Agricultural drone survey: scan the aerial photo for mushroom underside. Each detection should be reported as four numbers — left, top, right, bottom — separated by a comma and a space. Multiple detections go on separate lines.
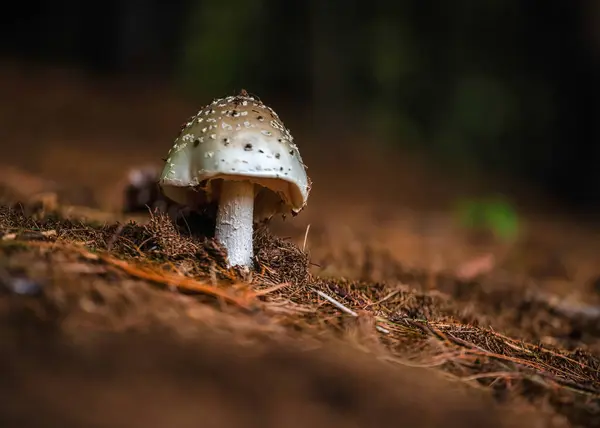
161, 175, 304, 221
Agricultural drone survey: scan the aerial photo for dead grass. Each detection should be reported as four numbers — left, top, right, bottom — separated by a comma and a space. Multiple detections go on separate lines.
0, 200, 598, 427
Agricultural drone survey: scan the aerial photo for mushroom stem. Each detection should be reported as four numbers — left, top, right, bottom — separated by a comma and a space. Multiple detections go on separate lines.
215, 180, 255, 268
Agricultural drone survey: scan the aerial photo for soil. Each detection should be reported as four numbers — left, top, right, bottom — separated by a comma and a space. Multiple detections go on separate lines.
1, 61, 599, 428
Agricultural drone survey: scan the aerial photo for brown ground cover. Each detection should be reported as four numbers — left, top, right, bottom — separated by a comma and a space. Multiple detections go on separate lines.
1, 61, 599, 427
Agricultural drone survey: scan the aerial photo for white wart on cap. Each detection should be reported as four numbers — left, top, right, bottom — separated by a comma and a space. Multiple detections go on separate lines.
158, 91, 311, 268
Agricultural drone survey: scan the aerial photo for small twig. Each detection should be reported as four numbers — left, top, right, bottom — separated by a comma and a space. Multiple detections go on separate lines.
381, 351, 468, 369
302, 224, 311, 252
460, 371, 532, 382
364, 288, 403, 308
254, 282, 291, 296
178, 210, 194, 237
312, 288, 390, 334
314, 289, 358, 316
106, 223, 125, 252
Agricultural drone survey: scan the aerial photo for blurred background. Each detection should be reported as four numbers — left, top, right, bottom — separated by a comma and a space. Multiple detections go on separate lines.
2, 0, 600, 208
2, 0, 600, 210
1, 0, 600, 278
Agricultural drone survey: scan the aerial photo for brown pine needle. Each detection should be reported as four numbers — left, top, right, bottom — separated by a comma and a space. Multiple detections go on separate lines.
254, 282, 292, 296
24, 240, 256, 309
98, 253, 255, 308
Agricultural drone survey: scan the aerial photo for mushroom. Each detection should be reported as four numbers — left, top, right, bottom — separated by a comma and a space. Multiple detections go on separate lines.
158, 90, 311, 269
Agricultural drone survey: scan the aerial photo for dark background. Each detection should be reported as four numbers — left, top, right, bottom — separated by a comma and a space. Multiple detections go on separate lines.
2, 0, 599, 211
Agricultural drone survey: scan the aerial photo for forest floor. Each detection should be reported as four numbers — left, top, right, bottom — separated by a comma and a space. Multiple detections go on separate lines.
1, 61, 599, 428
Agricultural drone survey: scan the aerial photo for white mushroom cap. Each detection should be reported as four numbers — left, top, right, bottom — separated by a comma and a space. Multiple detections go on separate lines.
159, 91, 310, 220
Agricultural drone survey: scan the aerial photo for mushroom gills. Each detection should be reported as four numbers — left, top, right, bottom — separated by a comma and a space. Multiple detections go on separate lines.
214, 180, 256, 267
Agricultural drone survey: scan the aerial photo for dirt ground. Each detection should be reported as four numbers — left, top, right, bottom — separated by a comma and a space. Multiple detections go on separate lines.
1, 61, 600, 427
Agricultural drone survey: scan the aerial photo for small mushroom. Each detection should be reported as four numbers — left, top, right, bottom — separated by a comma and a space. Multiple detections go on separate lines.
158, 90, 311, 268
